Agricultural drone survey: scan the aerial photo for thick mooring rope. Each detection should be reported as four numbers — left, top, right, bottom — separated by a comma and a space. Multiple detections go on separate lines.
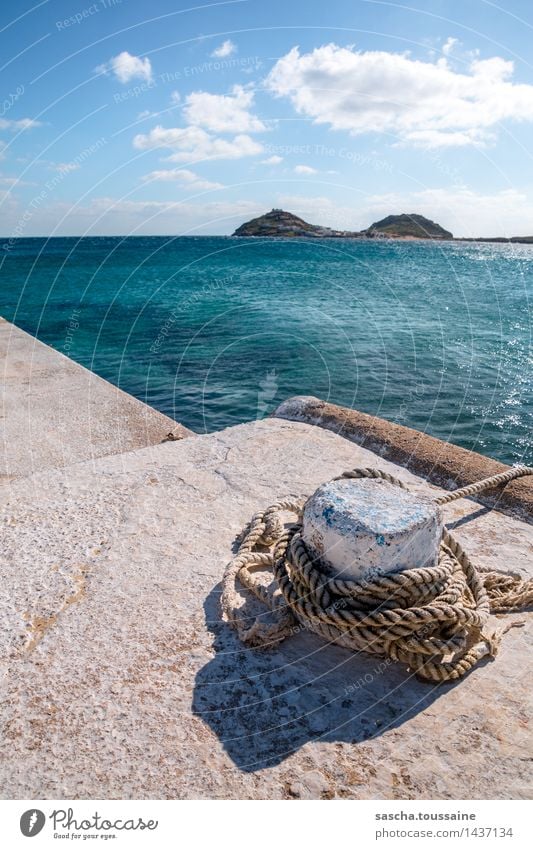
221, 465, 533, 682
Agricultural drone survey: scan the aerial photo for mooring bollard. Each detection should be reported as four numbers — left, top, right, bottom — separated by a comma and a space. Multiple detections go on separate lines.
302, 477, 443, 582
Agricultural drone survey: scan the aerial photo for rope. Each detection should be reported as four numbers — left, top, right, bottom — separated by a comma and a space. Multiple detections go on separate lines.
221, 466, 533, 683
434, 464, 533, 505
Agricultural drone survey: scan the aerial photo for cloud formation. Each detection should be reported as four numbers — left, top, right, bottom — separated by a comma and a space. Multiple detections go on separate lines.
442, 37, 459, 57
55, 162, 80, 173
97, 51, 153, 84
0, 118, 42, 130
294, 164, 317, 174
142, 167, 224, 190
266, 43, 533, 147
133, 125, 262, 161
183, 85, 266, 133
211, 39, 236, 59
133, 82, 266, 165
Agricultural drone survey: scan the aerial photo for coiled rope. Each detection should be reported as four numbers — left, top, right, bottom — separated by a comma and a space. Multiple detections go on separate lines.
221, 465, 533, 682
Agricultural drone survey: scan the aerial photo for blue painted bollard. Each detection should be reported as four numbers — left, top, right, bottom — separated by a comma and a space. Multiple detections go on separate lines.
302, 477, 443, 582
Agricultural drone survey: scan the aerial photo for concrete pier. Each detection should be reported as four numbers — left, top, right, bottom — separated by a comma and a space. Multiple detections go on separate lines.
0, 323, 531, 800
0, 318, 191, 482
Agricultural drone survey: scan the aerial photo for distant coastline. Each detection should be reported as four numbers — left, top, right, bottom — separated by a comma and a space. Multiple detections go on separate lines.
455, 236, 533, 244
232, 209, 533, 244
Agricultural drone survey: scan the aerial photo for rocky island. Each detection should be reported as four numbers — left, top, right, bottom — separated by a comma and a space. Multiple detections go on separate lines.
232, 208, 360, 238
364, 213, 452, 240
233, 209, 451, 239
233, 209, 533, 243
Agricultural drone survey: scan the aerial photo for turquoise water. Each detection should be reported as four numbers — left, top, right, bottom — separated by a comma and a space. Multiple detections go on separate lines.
1, 235, 531, 464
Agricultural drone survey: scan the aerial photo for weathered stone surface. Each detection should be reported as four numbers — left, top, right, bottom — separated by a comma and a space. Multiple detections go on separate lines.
0, 417, 531, 799
302, 478, 442, 580
0, 318, 192, 483
274, 396, 533, 522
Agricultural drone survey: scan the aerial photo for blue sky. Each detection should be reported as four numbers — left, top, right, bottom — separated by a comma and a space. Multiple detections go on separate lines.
2, 0, 533, 236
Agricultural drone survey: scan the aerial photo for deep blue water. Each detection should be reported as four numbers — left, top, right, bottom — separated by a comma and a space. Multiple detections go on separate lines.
1, 235, 531, 464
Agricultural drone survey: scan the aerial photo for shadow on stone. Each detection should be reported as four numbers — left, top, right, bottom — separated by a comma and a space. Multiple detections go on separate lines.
193, 583, 461, 773
446, 505, 492, 530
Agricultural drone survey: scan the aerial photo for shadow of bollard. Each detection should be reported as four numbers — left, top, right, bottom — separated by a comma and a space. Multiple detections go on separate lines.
192, 583, 456, 773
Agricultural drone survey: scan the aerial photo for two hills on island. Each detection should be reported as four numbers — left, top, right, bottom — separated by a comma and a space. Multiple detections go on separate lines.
233, 208, 533, 243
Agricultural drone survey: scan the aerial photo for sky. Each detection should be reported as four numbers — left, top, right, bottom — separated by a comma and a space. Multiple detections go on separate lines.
2, 0, 533, 237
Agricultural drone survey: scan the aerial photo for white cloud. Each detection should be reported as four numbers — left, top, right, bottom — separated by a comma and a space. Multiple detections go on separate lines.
266, 43, 533, 147
211, 39, 236, 59
55, 162, 80, 173
261, 155, 283, 165
96, 51, 153, 84
0, 118, 42, 130
442, 37, 459, 57
0, 120, 41, 165
183, 85, 266, 133
171, 91, 181, 104
133, 124, 263, 161
0, 174, 34, 188
294, 164, 318, 174
400, 129, 491, 148
0, 189, 14, 204
142, 167, 224, 190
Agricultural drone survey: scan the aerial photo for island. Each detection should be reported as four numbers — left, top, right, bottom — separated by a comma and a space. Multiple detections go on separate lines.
232, 208, 360, 238
233, 209, 451, 239
233, 209, 533, 243
364, 213, 452, 240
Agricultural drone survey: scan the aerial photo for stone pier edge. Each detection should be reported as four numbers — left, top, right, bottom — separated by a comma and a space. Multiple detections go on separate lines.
273, 396, 533, 522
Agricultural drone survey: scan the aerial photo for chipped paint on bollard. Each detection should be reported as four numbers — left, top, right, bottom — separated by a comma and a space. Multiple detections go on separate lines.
302, 478, 443, 582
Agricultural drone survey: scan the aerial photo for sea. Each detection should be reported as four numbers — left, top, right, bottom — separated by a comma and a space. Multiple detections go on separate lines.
1, 235, 531, 465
